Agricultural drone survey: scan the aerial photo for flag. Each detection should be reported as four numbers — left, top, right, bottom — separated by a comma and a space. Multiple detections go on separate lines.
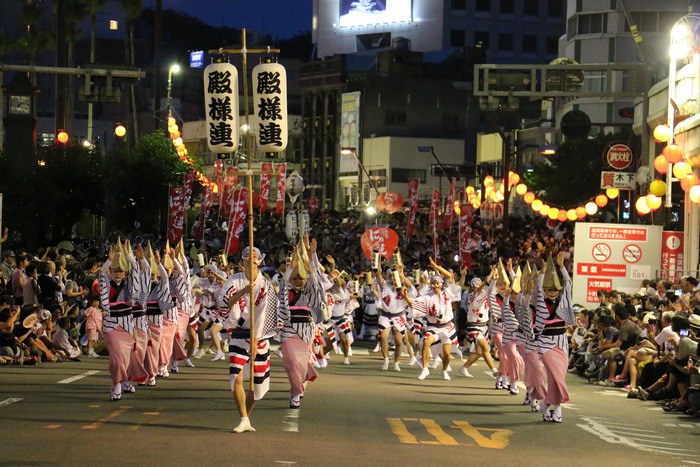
406, 179, 419, 240
429, 189, 439, 225
260, 162, 273, 211
194, 185, 214, 242
167, 186, 186, 244
441, 177, 456, 231
225, 188, 248, 255
459, 203, 474, 271
275, 163, 287, 214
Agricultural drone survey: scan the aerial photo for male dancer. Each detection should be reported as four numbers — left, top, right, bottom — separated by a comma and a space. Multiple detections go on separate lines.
459, 276, 498, 378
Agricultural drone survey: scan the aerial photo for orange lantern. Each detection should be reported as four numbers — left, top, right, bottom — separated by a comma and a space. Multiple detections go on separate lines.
547, 206, 559, 219
167, 116, 176, 127
654, 155, 668, 174
515, 183, 527, 195
484, 175, 494, 187
508, 171, 520, 186
662, 143, 684, 164
673, 162, 691, 179
636, 196, 651, 215
168, 124, 179, 134
170, 131, 181, 140
466, 186, 475, 196
498, 181, 506, 194
566, 209, 577, 221
114, 124, 126, 138
557, 209, 568, 222
681, 174, 699, 192
649, 180, 667, 197
605, 188, 619, 199
523, 192, 535, 204
539, 204, 550, 216
689, 185, 700, 203
595, 194, 608, 208
495, 191, 505, 202
646, 194, 662, 211
575, 206, 587, 219
531, 199, 543, 211
653, 124, 672, 143
585, 202, 598, 216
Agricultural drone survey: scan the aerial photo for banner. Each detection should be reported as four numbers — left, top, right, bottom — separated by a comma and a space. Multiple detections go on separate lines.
167, 186, 187, 244
225, 188, 248, 255
260, 162, 273, 211
275, 163, 287, 214
406, 179, 419, 240
459, 203, 474, 271
215, 160, 223, 205
194, 185, 214, 242
339, 91, 361, 174
308, 196, 318, 212
661, 231, 684, 281
183, 171, 196, 203
429, 189, 439, 225
219, 168, 237, 219
432, 204, 440, 263
442, 177, 456, 231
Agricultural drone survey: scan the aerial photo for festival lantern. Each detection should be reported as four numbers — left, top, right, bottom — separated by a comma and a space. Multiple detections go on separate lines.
575, 206, 586, 219
595, 194, 608, 208
253, 61, 288, 152
690, 185, 700, 204
498, 181, 505, 194
585, 201, 598, 216
531, 199, 543, 211
636, 196, 651, 215
547, 206, 559, 219
168, 123, 179, 134
515, 183, 527, 195
114, 125, 126, 138
494, 191, 505, 202
539, 204, 550, 216
653, 124, 673, 143
557, 209, 568, 222
654, 155, 668, 174
167, 116, 176, 127
649, 180, 667, 197
605, 188, 619, 199
662, 143, 684, 164
646, 194, 662, 211
204, 61, 239, 153
673, 161, 692, 179
508, 171, 520, 186
566, 209, 577, 221
681, 174, 699, 192
484, 175, 494, 187
523, 192, 535, 204
466, 186, 475, 196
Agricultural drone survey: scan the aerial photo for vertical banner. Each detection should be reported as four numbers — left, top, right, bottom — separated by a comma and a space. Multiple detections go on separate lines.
406, 179, 419, 240
219, 168, 237, 219
339, 91, 361, 174
661, 231, 684, 281
204, 62, 239, 154
459, 203, 474, 271
215, 160, 223, 205
432, 206, 440, 263
429, 189, 439, 225
194, 186, 213, 242
183, 171, 196, 204
442, 177, 456, 231
308, 197, 318, 212
252, 62, 288, 152
275, 163, 287, 214
259, 162, 272, 211
167, 186, 186, 244
225, 188, 248, 255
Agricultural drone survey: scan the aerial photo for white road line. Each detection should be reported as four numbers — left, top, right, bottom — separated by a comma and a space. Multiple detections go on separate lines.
647, 407, 663, 411
0, 398, 23, 408
593, 390, 627, 398
561, 403, 582, 411
682, 460, 700, 465
599, 424, 655, 432
611, 431, 665, 439
282, 409, 300, 433
57, 370, 100, 384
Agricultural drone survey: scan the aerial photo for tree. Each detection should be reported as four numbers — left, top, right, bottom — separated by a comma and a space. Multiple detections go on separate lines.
16, 2, 54, 84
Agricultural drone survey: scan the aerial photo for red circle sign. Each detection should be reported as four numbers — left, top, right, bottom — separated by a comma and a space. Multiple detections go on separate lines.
622, 244, 642, 263
606, 144, 633, 170
592, 243, 611, 262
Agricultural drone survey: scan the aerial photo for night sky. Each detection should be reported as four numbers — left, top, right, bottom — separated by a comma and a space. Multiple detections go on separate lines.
144, 0, 313, 39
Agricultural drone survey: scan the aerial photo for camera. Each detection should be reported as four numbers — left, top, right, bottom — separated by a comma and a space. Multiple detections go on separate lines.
679, 329, 689, 337
674, 289, 682, 296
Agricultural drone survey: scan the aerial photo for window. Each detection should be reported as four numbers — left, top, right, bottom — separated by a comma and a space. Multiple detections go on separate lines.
499, 33, 514, 51
500, 0, 514, 14
369, 169, 387, 188
577, 13, 607, 35
451, 0, 466, 9
385, 110, 407, 125
547, 0, 563, 18
546, 36, 559, 55
450, 29, 466, 47
524, 2, 539, 16
442, 111, 462, 130
392, 168, 426, 184
522, 35, 538, 53
475, 0, 490, 12
474, 31, 490, 48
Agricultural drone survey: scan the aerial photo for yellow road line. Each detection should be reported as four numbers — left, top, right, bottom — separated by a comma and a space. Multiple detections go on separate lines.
451, 420, 513, 449
386, 418, 418, 444
418, 418, 460, 446
82, 406, 132, 430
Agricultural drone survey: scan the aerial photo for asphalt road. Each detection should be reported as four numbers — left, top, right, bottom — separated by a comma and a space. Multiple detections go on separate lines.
1, 342, 698, 466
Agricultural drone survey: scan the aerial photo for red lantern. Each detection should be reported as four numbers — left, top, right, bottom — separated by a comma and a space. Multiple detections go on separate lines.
654, 154, 668, 174
557, 209, 568, 222
681, 174, 699, 192
575, 206, 586, 219
376, 191, 404, 214
360, 227, 399, 260
662, 143, 684, 164
523, 192, 535, 204
595, 194, 608, 208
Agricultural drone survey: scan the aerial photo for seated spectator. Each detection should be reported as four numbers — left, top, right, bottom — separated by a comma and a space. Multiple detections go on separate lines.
52, 317, 81, 360
596, 304, 643, 386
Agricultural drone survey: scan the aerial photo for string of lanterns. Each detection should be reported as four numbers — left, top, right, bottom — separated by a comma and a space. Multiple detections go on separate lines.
167, 116, 214, 187
649, 123, 700, 211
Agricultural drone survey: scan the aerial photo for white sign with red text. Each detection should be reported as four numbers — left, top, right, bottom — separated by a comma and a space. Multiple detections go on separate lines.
573, 223, 662, 305
661, 231, 684, 281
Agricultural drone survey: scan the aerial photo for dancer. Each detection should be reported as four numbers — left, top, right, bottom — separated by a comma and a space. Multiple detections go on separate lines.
459, 275, 497, 378
193, 265, 225, 358
359, 272, 379, 340
501, 262, 525, 395
143, 247, 169, 387
170, 241, 194, 373
221, 246, 278, 433
325, 256, 352, 365
277, 236, 324, 408
125, 242, 150, 391
536, 253, 575, 423
405, 258, 461, 381
490, 260, 510, 390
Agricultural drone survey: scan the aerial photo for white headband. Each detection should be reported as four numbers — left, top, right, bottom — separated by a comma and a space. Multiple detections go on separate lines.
241, 246, 264, 265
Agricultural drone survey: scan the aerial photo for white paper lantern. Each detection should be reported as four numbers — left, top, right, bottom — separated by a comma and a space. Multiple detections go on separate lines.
252, 62, 287, 152
203, 62, 239, 154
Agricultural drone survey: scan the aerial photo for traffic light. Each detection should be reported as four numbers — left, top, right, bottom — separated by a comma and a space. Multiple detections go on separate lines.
114, 124, 126, 138
56, 130, 69, 144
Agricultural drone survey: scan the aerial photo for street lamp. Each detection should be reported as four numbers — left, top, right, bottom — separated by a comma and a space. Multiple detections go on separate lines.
166, 63, 181, 120
341, 147, 380, 208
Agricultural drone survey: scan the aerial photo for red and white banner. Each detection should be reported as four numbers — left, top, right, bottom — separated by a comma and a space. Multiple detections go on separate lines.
586, 278, 613, 303
194, 185, 214, 242
458, 202, 473, 271
442, 177, 456, 231
167, 186, 187, 244
308, 197, 318, 212
220, 168, 237, 219
215, 161, 223, 205
275, 163, 287, 215
429, 189, 439, 225
183, 171, 196, 203
661, 231, 684, 281
225, 188, 248, 255
406, 179, 419, 240
259, 162, 272, 212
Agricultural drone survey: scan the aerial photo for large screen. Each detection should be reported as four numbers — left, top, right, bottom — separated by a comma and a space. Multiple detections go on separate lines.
339, 0, 412, 28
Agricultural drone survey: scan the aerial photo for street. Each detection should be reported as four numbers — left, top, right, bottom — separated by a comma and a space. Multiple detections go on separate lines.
0, 342, 698, 466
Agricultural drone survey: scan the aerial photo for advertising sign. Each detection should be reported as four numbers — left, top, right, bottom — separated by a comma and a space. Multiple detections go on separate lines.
189, 51, 204, 69
573, 223, 662, 305
661, 231, 684, 281
340, 91, 361, 174
338, 0, 412, 27
600, 171, 635, 190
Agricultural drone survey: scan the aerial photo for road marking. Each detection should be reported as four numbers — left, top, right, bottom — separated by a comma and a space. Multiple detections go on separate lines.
89, 404, 101, 408
275, 462, 298, 464
143, 412, 160, 416
388, 418, 512, 449
418, 418, 460, 446
45, 424, 62, 429
562, 403, 582, 411
282, 409, 300, 433
647, 407, 663, 411
0, 398, 22, 408
450, 421, 513, 449
387, 418, 418, 444
58, 370, 100, 384
612, 431, 664, 439
82, 405, 132, 430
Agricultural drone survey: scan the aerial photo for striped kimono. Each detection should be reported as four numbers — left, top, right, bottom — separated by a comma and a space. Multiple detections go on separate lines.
144, 263, 170, 380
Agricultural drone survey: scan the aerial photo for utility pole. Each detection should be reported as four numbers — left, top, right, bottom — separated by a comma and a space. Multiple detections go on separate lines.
154, 0, 162, 132
55, 0, 67, 133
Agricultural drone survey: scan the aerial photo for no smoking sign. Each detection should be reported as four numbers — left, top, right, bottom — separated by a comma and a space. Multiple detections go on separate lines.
592, 243, 611, 262
622, 244, 642, 263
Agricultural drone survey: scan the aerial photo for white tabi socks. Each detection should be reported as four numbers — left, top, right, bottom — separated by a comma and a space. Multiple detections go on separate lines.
418, 367, 430, 380
233, 416, 256, 433
381, 358, 389, 371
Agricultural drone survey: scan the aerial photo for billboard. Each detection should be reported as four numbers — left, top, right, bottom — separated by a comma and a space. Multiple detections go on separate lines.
340, 91, 361, 174
573, 223, 662, 305
339, 0, 412, 27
